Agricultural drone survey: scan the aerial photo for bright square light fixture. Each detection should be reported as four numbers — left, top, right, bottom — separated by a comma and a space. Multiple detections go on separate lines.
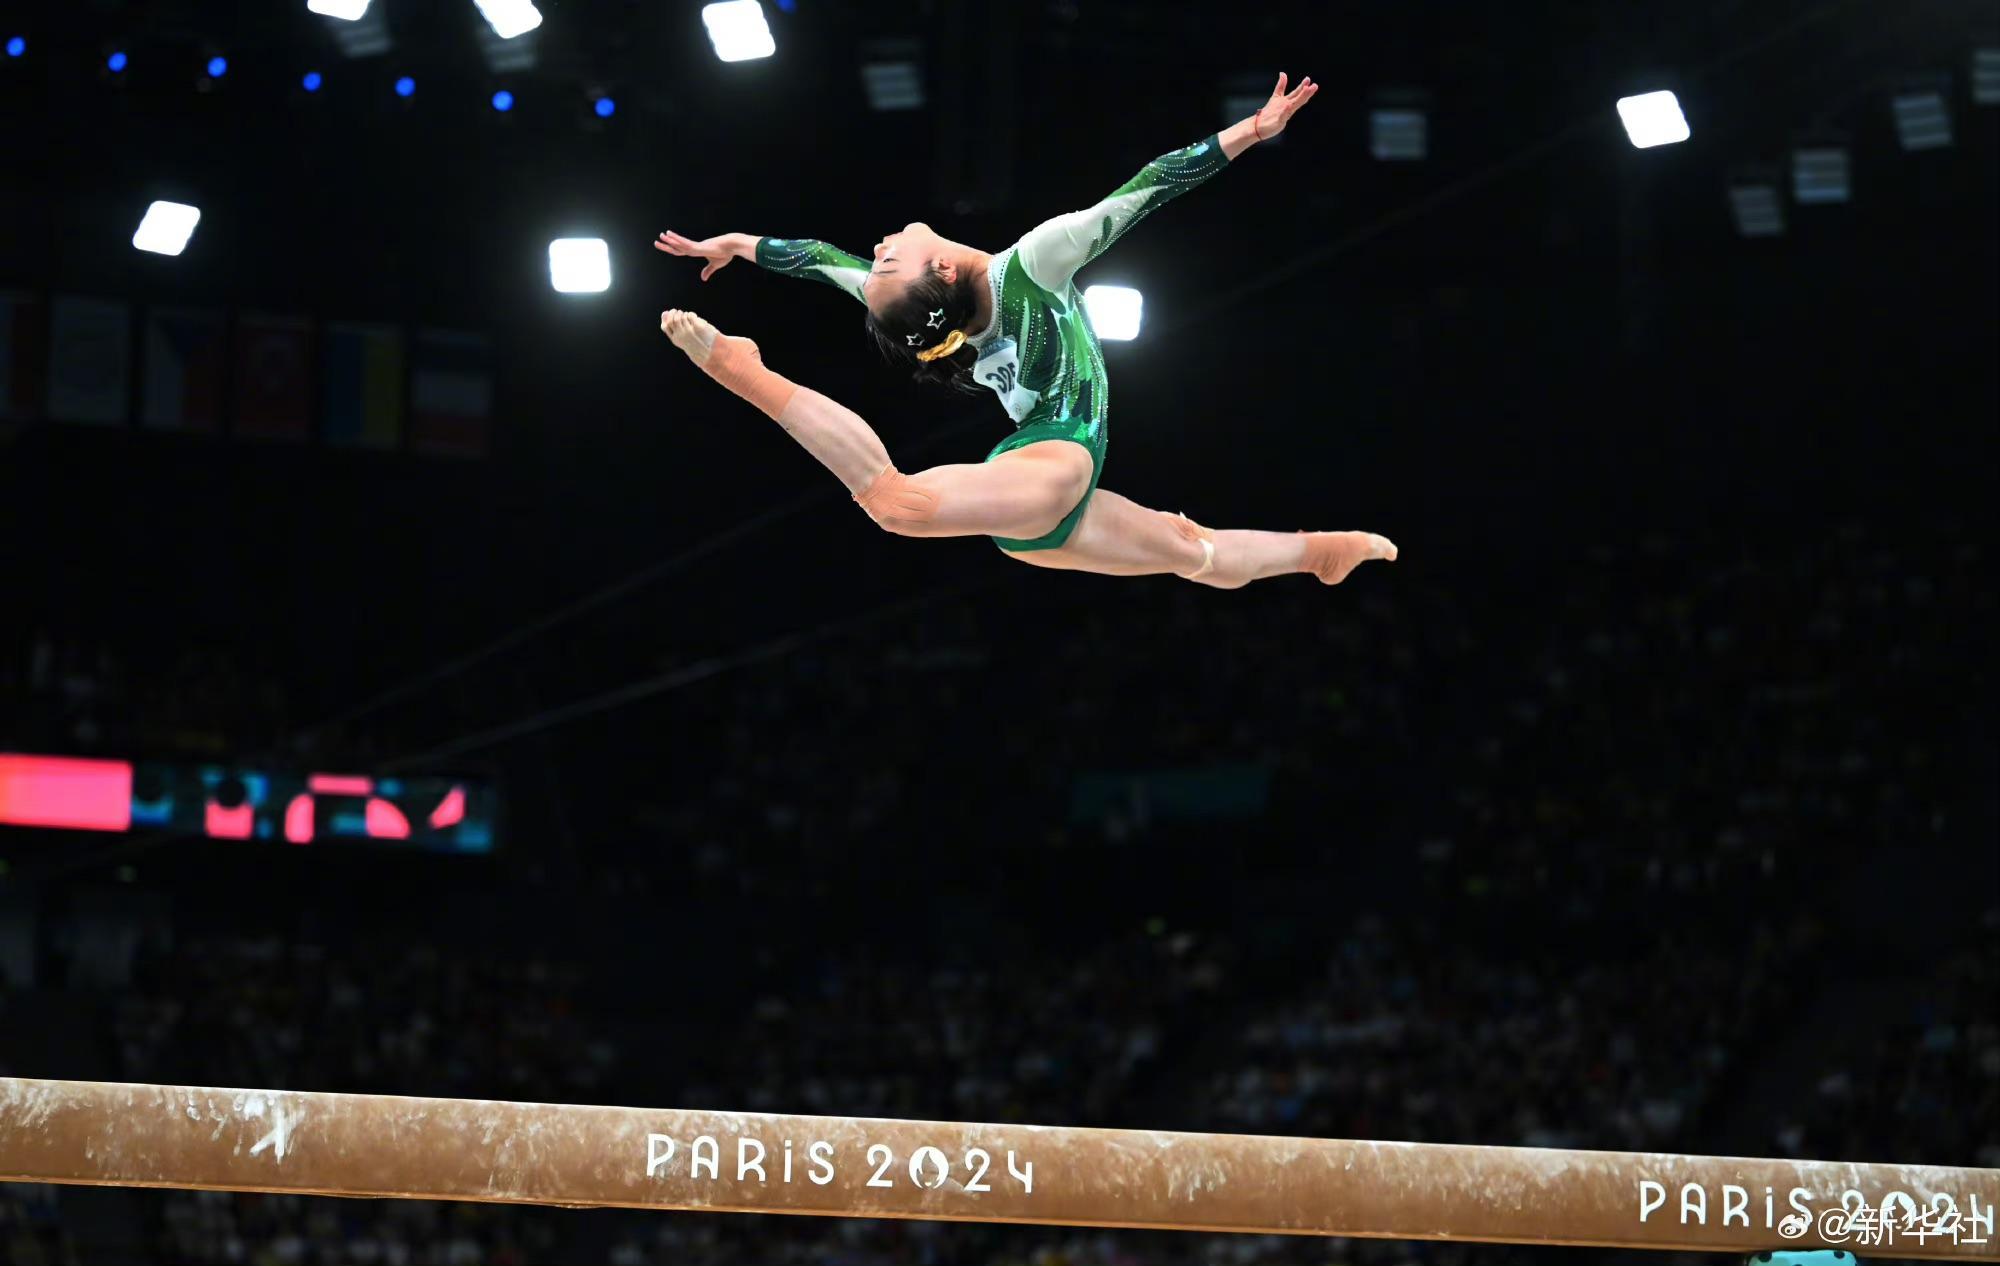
1083, 285, 1143, 341
133, 201, 202, 256
306, 0, 371, 19
548, 238, 611, 293
1616, 91, 1690, 148
473, 0, 542, 40
703, 1, 775, 63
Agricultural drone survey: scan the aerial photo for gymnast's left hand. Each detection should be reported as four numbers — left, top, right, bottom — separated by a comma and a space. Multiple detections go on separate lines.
654, 230, 751, 282
1252, 72, 1318, 139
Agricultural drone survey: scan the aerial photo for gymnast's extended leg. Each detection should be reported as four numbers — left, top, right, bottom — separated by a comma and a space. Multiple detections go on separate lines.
661, 309, 1091, 543
1006, 489, 1396, 589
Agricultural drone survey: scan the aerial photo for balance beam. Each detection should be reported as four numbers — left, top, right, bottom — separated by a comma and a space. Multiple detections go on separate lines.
2, 1078, 1994, 1258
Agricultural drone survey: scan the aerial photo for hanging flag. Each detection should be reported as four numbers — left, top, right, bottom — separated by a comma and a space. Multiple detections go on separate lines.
141, 307, 226, 433
47, 296, 132, 425
233, 312, 313, 442
0, 290, 45, 422
409, 328, 493, 458
323, 321, 404, 450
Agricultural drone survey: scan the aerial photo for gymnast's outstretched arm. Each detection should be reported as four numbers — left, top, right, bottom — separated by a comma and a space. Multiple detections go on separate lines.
654, 231, 869, 303
1013, 71, 1319, 294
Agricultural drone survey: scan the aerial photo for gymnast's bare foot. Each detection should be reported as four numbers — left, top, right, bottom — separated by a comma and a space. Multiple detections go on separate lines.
1298, 531, 1398, 584
659, 308, 719, 366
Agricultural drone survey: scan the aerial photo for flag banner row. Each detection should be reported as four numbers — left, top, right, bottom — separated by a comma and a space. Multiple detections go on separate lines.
0, 292, 493, 457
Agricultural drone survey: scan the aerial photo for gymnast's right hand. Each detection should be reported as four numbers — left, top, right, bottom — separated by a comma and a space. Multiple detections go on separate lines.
659, 309, 720, 366
653, 230, 751, 281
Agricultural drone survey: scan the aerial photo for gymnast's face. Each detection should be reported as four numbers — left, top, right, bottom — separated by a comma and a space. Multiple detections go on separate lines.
863, 221, 951, 313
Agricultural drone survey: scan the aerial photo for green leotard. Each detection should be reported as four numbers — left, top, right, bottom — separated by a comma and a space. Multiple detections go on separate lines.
756, 133, 1230, 551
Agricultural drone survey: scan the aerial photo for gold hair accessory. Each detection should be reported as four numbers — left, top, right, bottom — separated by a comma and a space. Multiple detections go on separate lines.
915, 329, 966, 362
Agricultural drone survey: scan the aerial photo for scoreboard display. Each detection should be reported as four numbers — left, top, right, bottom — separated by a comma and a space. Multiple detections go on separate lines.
0, 753, 496, 854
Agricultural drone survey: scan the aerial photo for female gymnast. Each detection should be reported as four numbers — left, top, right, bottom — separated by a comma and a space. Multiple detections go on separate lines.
654, 72, 1396, 590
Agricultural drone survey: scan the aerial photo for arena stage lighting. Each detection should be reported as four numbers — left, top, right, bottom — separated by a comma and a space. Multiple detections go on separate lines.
1890, 83, 1952, 150
548, 239, 611, 293
703, 1, 775, 63
473, 0, 543, 40
861, 39, 923, 111
5, 37, 24, 59
862, 62, 922, 110
1792, 145, 1850, 204
317, 0, 391, 57
394, 75, 415, 97
1616, 91, 1689, 148
1976, 49, 2000, 105
1370, 108, 1427, 161
1727, 180, 1784, 238
1083, 285, 1143, 341
133, 202, 202, 257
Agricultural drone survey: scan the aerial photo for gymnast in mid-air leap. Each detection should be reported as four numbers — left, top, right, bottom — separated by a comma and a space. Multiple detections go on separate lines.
654, 72, 1395, 589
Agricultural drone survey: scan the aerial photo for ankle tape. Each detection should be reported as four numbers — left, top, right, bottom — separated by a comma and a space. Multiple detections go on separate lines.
703, 335, 799, 420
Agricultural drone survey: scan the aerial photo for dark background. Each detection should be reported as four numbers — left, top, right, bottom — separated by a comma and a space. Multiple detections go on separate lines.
1, 1, 1995, 1264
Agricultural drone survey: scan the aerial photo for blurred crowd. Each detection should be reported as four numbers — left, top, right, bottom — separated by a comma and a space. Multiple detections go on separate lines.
0, 519, 1989, 1265
639, 569, 1471, 856
1416, 525, 1987, 900
1, 1180, 71, 1266
104, 934, 606, 1266
6, 520, 1983, 890
154, 1194, 555, 1266
678, 927, 1235, 1126
1199, 915, 1809, 1151
1, 635, 293, 759
112, 934, 619, 1104
16, 897, 1978, 1266
1780, 922, 2000, 1171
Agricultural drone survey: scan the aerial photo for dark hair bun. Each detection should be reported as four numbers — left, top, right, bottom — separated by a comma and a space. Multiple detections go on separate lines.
865, 264, 985, 394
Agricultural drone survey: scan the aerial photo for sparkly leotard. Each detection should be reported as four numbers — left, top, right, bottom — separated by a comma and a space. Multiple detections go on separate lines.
756, 134, 1230, 550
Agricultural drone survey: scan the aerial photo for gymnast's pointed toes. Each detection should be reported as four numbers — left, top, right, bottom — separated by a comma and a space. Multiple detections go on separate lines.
1299, 530, 1396, 584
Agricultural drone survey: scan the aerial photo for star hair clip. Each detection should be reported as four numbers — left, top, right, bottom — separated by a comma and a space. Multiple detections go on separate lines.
926, 308, 946, 329
906, 333, 924, 346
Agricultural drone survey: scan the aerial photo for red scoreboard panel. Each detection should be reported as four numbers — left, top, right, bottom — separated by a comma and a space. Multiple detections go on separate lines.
0, 753, 496, 853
